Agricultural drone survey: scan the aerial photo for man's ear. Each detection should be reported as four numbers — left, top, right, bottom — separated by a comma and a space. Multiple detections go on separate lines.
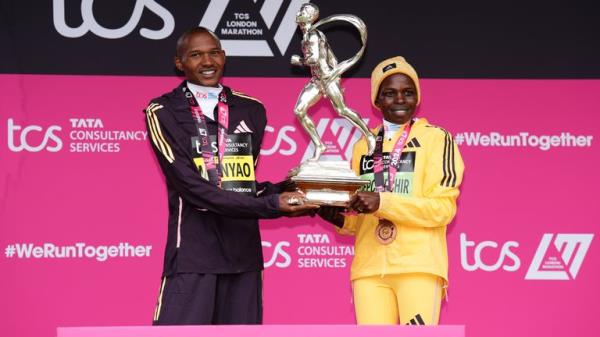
174, 56, 183, 72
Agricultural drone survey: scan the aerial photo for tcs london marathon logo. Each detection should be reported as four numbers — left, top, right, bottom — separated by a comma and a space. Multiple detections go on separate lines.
300, 118, 368, 162
259, 117, 365, 159
460, 232, 594, 280
6, 118, 147, 153
53, 0, 307, 57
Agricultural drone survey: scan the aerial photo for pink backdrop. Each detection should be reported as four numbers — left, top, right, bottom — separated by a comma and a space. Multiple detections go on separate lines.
1, 75, 598, 337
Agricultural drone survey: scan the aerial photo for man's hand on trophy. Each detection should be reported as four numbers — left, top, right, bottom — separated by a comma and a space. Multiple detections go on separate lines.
348, 192, 380, 214
290, 54, 303, 66
317, 206, 346, 227
279, 191, 320, 217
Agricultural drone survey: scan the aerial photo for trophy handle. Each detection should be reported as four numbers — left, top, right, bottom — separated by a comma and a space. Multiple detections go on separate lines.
312, 14, 367, 81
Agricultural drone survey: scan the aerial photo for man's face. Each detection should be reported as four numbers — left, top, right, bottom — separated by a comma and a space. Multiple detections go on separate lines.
375, 73, 418, 124
175, 32, 225, 87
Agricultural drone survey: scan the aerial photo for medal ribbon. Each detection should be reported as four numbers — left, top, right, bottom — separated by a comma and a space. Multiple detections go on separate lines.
373, 120, 412, 192
183, 86, 229, 187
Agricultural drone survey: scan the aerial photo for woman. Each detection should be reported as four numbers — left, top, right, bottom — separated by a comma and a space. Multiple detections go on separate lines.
319, 56, 464, 325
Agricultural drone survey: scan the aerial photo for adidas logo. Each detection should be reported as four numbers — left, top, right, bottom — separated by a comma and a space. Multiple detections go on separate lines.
404, 137, 421, 148
233, 120, 253, 134
405, 313, 426, 325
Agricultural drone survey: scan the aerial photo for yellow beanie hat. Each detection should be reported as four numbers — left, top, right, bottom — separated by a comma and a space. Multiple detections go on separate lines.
370, 56, 420, 109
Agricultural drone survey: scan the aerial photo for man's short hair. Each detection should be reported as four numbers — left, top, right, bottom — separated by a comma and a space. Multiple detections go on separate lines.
176, 27, 221, 57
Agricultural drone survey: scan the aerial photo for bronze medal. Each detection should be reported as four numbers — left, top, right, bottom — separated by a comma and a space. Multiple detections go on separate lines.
375, 219, 397, 245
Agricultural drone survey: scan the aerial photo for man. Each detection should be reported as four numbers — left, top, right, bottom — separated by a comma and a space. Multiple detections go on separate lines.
291, 3, 375, 161
319, 56, 464, 325
145, 27, 317, 325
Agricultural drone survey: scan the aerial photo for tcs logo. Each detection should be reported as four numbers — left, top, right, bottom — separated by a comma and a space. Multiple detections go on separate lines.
260, 125, 297, 156
460, 232, 593, 280
7, 119, 63, 152
262, 240, 291, 268
52, 0, 302, 57
460, 233, 520, 272
53, 0, 174, 40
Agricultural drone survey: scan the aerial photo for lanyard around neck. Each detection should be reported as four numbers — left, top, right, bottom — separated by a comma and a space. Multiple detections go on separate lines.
373, 120, 413, 192
183, 86, 229, 186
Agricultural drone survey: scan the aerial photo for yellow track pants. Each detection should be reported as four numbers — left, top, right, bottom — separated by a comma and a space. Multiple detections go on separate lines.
353, 273, 443, 325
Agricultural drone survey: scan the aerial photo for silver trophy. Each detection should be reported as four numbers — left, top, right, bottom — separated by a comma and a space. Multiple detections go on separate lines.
288, 3, 375, 206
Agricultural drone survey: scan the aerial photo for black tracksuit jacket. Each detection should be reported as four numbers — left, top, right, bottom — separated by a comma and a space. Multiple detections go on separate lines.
145, 81, 282, 276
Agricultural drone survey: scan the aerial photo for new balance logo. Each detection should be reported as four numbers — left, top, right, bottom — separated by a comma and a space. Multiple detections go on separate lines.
405, 313, 426, 325
233, 120, 253, 134
525, 233, 593, 280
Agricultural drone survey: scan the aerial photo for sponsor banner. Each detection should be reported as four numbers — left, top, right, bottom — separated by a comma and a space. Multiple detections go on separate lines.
1, 75, 599, 337
459, 232, 594, 279
454, 131, 593, 150
1, 1, 599, 77
4, 242, 152, 262
6, 117, 147, 153
262, 232, 354, 270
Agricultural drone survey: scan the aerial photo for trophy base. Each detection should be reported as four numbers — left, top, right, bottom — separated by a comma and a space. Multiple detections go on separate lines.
289, 161, 368, 207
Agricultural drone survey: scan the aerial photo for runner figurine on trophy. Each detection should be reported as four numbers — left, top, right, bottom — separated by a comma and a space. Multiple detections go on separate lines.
288, 3, 375, 206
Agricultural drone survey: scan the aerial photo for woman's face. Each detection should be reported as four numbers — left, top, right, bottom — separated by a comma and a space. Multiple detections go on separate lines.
375, 73, 418, 124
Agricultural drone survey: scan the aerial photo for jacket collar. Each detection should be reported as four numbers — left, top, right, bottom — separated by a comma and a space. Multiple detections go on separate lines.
173, 80, 237, 108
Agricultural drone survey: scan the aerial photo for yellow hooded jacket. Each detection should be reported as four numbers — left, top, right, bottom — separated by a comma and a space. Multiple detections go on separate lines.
339, 117, 464, 288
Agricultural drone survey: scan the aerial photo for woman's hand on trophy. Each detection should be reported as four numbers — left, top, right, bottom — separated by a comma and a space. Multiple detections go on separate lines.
348, 192, 380, 214
279, 191, 320, 217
